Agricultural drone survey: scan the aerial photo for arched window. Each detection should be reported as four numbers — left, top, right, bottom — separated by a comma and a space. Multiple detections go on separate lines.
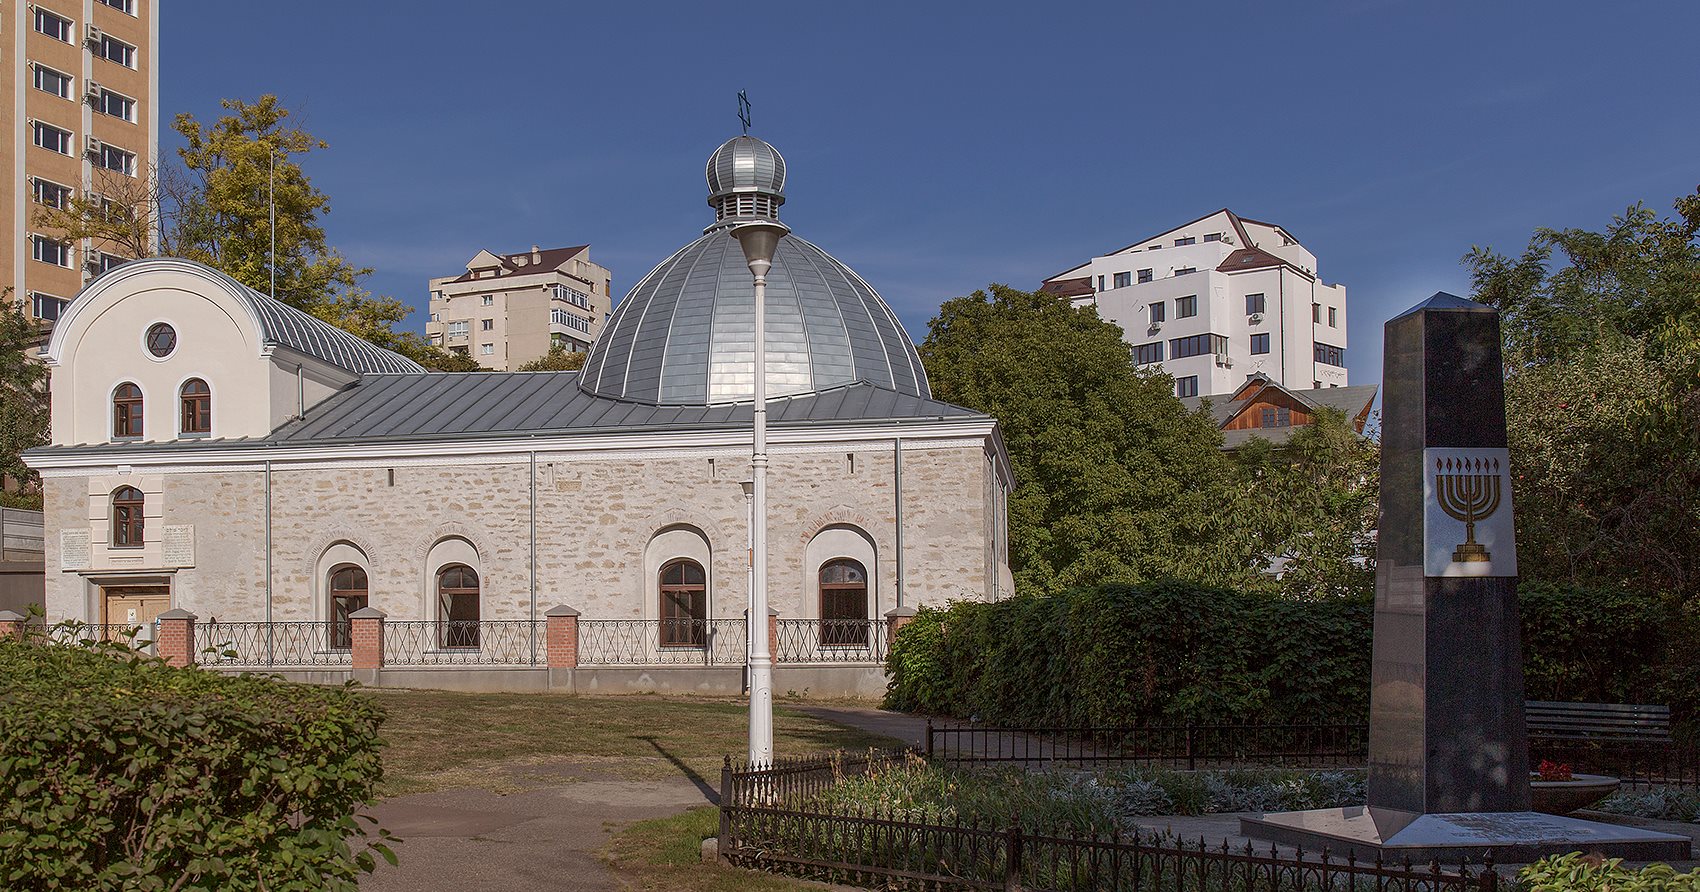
659, 558, 706, 647
179, 378, 211, 435
113, 383, 143, 439
819, 558, 869, 646
327, 565, 368, 650
111, 487, 144, 547
436, 563, 480, 649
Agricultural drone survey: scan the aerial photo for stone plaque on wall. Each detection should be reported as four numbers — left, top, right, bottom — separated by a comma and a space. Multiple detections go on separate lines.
60, 529, 91, 570
162, 525, 195, 567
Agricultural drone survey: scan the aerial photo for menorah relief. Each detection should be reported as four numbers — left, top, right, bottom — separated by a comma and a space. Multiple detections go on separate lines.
1434, 456, 1502, 562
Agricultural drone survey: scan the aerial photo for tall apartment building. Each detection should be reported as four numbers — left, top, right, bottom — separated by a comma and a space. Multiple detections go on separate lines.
6, 0, 158, 326
1041, 209, 1348, 397
426, 245, 612, 371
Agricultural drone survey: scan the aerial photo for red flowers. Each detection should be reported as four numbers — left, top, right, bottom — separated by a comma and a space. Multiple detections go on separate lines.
1537, 759, 1574, 782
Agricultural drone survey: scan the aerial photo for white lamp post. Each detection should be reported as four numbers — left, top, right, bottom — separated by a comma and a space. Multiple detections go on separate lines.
730, 219, 789, 767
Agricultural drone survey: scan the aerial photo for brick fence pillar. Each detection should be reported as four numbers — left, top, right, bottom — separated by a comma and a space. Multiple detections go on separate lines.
885, 605, 918, 643
155, 608, 197, 668
349, 607, 386, 670
0, 609, 25, 641
546, 605, 580, 668
767, 607, 779, 658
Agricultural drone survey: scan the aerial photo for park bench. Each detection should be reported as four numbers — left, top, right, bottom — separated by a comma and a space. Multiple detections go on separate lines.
1525, 700, 1672, 742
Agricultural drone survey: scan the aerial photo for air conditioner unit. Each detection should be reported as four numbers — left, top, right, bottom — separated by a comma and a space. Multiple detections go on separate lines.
1147, 322, 1162, 335
85, 25, 104, 48
1215, 354, 1233, 368
85, 136, 104, 156
1249, 313, 1264, 325
1222, 235, 1236, 245
84, 250, 104, 271
84, 81, 103, 103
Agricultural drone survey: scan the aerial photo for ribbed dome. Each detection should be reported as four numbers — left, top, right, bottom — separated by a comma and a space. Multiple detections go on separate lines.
705, 135, 786, 200
579, 230, 929, 406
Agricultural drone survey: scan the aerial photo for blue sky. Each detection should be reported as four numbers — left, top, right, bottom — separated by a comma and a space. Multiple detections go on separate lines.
165, 1, 1700, 385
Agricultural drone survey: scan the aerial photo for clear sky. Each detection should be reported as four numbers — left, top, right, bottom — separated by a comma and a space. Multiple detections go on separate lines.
164, 1, 1699, 385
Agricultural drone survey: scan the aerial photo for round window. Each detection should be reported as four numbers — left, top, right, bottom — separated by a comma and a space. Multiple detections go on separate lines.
145, 322, 177, 358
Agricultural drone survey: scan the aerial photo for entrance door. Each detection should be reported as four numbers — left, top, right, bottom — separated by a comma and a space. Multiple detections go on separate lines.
102, 585, 170, 643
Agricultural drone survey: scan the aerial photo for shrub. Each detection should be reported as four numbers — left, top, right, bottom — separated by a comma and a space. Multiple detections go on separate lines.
1521, 853, 1700, 892
0, 634, 394, 890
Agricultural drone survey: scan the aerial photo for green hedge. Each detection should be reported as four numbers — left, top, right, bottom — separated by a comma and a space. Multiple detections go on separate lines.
0, 636, 393, 890
887, 581, 1700, 730
886, 581, 1372, 727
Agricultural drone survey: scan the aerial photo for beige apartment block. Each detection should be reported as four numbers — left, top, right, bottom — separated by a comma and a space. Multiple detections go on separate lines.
4, 0, 158, 327
426, 245, 612, 371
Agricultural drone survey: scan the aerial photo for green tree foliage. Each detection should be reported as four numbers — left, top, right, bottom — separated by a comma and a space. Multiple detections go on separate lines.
515, 344, 588, 372
1466, 188, 1700, 595
0, 633, 395, 889
0, 299, 48, 508
1230, 408, 1379, 600
921, 285, 1255, 594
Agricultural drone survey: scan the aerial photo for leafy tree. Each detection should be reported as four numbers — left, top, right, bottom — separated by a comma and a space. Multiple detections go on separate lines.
1231, 408, 1379, 600
34, 95, 466, 371
920, 284, 1256, 594
0, 298, 49, 508
515, 344, 588, 372
1466, 188, 1700, 596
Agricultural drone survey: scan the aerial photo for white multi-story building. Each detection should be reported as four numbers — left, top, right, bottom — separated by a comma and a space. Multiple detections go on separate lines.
1041, 209, 1348, 396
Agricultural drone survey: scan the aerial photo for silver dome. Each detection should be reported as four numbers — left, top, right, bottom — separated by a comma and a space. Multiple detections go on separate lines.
580, 230, 929, 406
705, 135, 786, 202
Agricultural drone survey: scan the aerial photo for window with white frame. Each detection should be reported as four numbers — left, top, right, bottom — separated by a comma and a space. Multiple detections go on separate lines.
480, 319, 493, 331
31, 122, 72, 155
97, 35, 137, 68
481, 295, 493, 306
548, 283, 591, 309
446, 320, 469, 337
97, 0, 136, 13
95, 89, 135, 122
31, 178, 71, 208
33, 9, 74, 42
33, 65, 72, 99
550, 308, 591, 333
29, 292, 68, 322
31, 235, 70, 268
98, 143, 135, 175
479, 343, 494, 356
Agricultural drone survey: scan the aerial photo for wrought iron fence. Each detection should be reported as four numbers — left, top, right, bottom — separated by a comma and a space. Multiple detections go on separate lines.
927, 721, 1371, 770
723, 748, 913, 807
1531, 737, 1700, 790
200, 621, 351, 667
40, 622, 156, 655
774, 619, 887, 664
383, 620, 544, 665
577, 618, 747, 666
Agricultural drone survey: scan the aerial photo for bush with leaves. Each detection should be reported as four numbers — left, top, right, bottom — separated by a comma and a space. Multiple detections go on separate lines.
0, 632, 395, 890
1521, 853, 1700, 892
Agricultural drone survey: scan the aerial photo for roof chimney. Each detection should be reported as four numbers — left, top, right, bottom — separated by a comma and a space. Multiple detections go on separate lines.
531, 245, 542, 264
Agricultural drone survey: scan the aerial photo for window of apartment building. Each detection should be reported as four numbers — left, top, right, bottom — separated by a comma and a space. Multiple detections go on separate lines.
1328, 306, 1337, 327
481, 319, 493, 331
1170, 333, 1228, 359
481, 295, 494, 306
1112, 271, 1131, 289
92, 251, 127, 274
1132, 342, 1164, 365
33, 65, 73, 99
1314, 342, 1345, 366
1245, 293, 1265, 315
1175, 237, 1195, 246
1250, 333, 1270, 355
446, 320, 469, 337
1313, 304, 1321, 323
31, 178, 71, 209
1176, 295, 1197, 318
98, 0, 137, 14
429, 312, 440, 322
1204, 233, 1222, 242
1176, 376, 1199, 399
97, 35, 137, 68
29, 292, 68, 322
1259, 407, 1292, 428
34, 9, 74, 42
98, 143, 135, 175
480, 344, 494, 356
1137, 268, 1153, 283
31, 235, 70, 267
32, 122, 73, 155
1148, 302, 1166, 324
96, 89, 136, 122
549, 283, 591, 309
1175, 267, 1197, 276
551, 308, 591, 333
1096, 275, 1105, 292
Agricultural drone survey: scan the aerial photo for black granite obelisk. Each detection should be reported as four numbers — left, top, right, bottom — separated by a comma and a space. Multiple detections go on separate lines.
1240, 294, 1689, 862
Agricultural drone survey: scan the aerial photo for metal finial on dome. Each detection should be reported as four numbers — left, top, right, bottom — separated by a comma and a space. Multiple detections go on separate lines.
705, 135, 786, 229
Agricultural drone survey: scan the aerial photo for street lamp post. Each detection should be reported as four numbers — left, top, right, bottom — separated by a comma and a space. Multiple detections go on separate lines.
730, 219, 789, 767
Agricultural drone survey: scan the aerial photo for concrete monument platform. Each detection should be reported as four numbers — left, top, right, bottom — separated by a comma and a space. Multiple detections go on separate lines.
1241, 808, 1692, 864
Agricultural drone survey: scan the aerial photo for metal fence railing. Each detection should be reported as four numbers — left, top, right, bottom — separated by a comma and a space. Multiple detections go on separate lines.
382, 620, 544, 666
1530, 737, 1700, 790
40, 622, 156, 655
578, 618, 747, 666
200, 621, 352, 667
773, 619, 887, 664
926, 721, 1372, 770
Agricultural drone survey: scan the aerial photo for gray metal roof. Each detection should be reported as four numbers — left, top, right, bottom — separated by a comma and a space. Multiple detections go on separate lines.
580, 230, 930, 406
265, 372, 977, 444
705, 135, 786, 200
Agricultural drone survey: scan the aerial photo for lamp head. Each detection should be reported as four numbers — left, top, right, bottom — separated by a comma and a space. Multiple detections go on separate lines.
730, 221, 790, 275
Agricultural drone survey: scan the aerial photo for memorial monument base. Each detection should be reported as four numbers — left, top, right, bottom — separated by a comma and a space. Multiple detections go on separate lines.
1240, 807, 1691, 864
